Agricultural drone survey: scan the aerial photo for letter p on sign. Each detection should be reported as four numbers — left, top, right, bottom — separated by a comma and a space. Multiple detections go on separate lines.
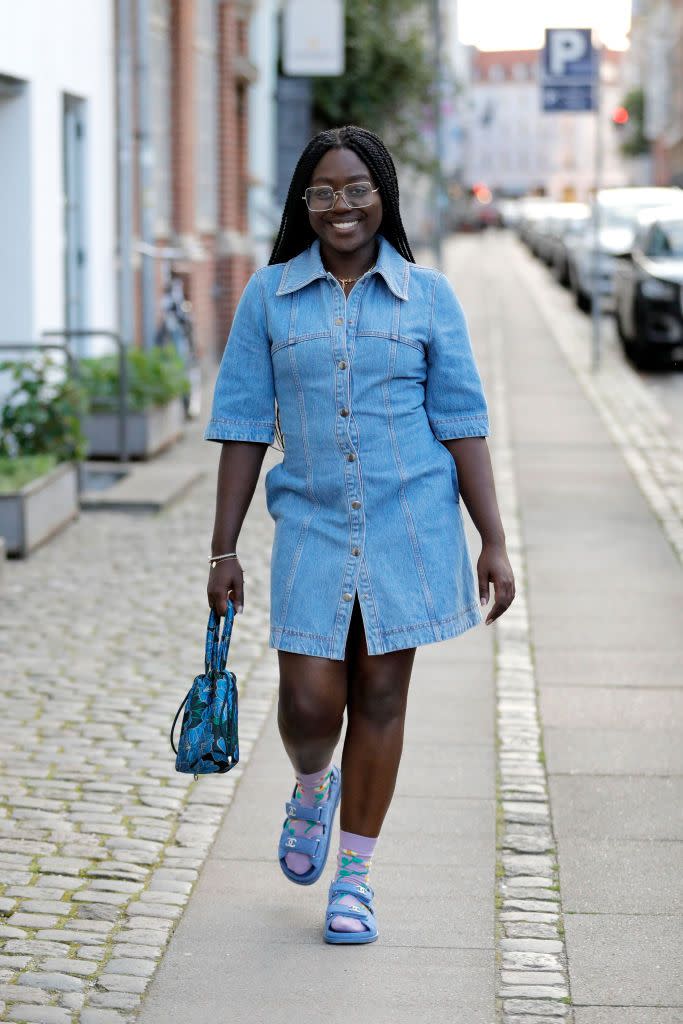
548, 29, 589, 75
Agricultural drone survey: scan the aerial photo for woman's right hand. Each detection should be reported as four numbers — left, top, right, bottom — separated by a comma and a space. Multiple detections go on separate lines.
207, 558, 244, 617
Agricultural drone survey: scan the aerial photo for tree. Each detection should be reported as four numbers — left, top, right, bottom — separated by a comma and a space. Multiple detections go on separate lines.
615, 88, 649, 158
311, 0, 436, 170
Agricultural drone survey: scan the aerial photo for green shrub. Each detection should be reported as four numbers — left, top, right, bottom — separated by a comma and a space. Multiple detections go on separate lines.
79, 345, 189, 413
0, 357, 87, 463
0, 454, 58, 493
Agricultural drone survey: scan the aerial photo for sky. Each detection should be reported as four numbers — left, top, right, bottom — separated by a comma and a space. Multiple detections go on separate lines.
456, 0, 632, 51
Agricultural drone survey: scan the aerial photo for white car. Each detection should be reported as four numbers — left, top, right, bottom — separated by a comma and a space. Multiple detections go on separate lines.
567, 187, 683, 312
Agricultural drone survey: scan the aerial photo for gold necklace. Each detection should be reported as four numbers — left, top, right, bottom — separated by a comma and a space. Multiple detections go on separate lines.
337, 263, 376, 289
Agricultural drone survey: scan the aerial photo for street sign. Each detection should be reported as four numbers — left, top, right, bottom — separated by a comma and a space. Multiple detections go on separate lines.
540, 28, 598, 112
282, 0, 345, 77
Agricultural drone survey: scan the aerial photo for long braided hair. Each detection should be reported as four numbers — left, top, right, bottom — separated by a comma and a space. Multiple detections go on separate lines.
269, 125, 415, 450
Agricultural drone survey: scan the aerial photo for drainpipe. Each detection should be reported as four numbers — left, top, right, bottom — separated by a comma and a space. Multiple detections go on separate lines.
136, 0, 156, 348
116, 0, 134, 350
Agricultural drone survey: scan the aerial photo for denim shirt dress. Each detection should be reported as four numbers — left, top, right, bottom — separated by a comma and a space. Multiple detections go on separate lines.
204, 235, 490, 659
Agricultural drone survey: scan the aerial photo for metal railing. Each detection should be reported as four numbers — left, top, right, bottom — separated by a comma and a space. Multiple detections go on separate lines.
42, 328, 130, 463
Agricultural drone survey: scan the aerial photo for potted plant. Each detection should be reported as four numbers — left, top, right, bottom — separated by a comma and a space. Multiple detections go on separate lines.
0, 357, 86, 557
80, 345, 189, 458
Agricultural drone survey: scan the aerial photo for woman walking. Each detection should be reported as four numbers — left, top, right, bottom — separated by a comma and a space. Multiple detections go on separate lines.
205, 125, 514, 944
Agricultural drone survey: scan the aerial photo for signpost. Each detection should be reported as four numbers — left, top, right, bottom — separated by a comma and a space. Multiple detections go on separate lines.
541, 29, 602, 370
282, 0, 345, 77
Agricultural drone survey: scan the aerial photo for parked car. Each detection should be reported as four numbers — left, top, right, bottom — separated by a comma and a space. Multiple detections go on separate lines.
567, 187, 683, 312
517, 197, 556, 250
547, 204, 591, 283
613, 206, 683, 368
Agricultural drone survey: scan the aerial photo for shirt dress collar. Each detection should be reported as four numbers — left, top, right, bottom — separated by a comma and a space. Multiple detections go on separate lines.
276, 234, 410, 300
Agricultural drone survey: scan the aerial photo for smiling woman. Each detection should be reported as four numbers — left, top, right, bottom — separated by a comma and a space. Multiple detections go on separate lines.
203, 124, 515, 946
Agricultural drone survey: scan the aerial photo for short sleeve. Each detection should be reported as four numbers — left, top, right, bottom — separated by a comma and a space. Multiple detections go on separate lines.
203, 271, 276, 444
424, 273, 489, 440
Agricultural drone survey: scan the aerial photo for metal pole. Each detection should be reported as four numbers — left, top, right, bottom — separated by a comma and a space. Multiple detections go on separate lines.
431, 0, 445, 271
590, 34, 603, 372
116, 0, 134, 352
136, 0, 156, 349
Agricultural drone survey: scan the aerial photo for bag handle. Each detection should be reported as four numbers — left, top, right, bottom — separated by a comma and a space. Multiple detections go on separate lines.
214, 599, 235, 674
204, 607, 221, 673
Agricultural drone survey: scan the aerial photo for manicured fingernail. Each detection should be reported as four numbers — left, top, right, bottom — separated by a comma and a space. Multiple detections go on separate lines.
237, 605, 243, 614
480, 596, 487, 605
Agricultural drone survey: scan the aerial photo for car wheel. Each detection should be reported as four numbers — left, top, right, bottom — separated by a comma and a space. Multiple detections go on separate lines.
624, 339, 656, 370
571, 271, 591, 312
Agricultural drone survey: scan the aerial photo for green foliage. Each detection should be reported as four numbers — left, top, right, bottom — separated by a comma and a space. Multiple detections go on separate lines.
0, 358, 87, 463
79, 345, 189, 413
311, 0, 435, 170
0, 454, 58, 493
617, 88, 649, 158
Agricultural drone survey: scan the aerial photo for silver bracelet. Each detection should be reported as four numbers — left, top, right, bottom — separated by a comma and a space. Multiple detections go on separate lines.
209, 552, 238, 568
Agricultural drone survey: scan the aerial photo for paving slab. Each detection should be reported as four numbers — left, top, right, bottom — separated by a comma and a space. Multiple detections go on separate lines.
549, 776, 683, 841
563, 914, 683, 1006
574, 1010, 683, 1024
556, 838, 682, 914
533, 648, 683, 689
539, 687, 683, 731
545, 727, 683, 775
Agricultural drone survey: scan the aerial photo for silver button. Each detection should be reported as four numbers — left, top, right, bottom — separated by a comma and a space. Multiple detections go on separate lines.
342, 592, 353, 601
340, 408, 349, 417
347, 453, 356, 462
338, 360, 347, 370
351, 547, 361, 556
351, 500, 361, 509
335, 317, 344, 326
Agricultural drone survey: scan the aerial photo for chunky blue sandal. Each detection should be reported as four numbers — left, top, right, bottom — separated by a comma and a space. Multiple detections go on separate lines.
278, 765, 341, 886
323, 878, 378, 944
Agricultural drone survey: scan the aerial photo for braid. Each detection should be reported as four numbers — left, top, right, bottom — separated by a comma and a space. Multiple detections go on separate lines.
268, 125, 415, 265
269, 126, 414, 451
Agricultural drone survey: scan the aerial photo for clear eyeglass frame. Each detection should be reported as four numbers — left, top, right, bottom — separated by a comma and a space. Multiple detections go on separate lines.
302, 181, 380, 212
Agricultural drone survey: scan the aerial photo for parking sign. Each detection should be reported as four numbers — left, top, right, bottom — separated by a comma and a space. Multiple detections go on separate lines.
541, 29, 598, 112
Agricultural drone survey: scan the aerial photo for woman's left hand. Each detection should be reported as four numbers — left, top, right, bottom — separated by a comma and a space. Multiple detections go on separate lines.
477, 542, 515, 625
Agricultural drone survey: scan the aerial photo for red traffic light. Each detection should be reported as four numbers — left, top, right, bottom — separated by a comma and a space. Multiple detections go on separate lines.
612, 106, 629, 125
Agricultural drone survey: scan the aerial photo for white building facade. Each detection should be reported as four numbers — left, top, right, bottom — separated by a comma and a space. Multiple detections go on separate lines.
462, 48, 629, 200
0, 0, 117, 345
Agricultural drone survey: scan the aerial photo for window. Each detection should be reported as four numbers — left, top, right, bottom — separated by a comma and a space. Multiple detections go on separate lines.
195, 0, 218, 232
149, 0, 172, 234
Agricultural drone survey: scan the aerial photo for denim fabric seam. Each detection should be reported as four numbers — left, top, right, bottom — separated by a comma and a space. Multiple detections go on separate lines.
276, 336, 321, 628
427, 272, 442, 351
382, 338, 439, 631
271, 331, 331, 353
378, 602, 481, 636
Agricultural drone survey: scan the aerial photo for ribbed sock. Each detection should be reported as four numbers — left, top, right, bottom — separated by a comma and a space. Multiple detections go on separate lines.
329, 830, 377, 933
283, 765, 333, 876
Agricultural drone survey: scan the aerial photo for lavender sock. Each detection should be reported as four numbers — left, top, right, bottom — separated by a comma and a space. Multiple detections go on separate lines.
329, 830, 377, 933
283, 765, 332, 876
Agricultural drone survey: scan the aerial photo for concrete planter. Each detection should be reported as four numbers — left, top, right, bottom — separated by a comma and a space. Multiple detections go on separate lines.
84, 398, 184, 459
0, 462, 79, 557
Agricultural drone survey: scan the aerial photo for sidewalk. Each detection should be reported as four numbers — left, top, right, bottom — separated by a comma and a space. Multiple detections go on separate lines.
138, 586, 496, 1023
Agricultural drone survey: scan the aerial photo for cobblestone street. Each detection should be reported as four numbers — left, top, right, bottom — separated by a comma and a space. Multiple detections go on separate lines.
1, 233, 681, 1023
0, 415, 281, 1022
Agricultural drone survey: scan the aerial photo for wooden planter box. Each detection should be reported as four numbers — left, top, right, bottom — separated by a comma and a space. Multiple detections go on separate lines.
84, 398, 184, 459
0, 462, 79, 557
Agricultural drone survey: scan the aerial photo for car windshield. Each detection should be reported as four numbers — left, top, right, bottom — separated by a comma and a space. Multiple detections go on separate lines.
648, 221, 683, 259
599, 206, 640, 229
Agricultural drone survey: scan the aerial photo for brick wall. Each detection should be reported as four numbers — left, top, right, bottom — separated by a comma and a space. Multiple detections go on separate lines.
125, 0, 255, 362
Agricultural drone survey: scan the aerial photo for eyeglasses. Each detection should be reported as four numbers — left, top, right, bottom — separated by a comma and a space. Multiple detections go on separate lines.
302, 181, 380, 212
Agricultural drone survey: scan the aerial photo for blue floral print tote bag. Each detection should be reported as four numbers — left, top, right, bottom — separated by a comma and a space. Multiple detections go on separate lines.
170, 602, 239, 776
